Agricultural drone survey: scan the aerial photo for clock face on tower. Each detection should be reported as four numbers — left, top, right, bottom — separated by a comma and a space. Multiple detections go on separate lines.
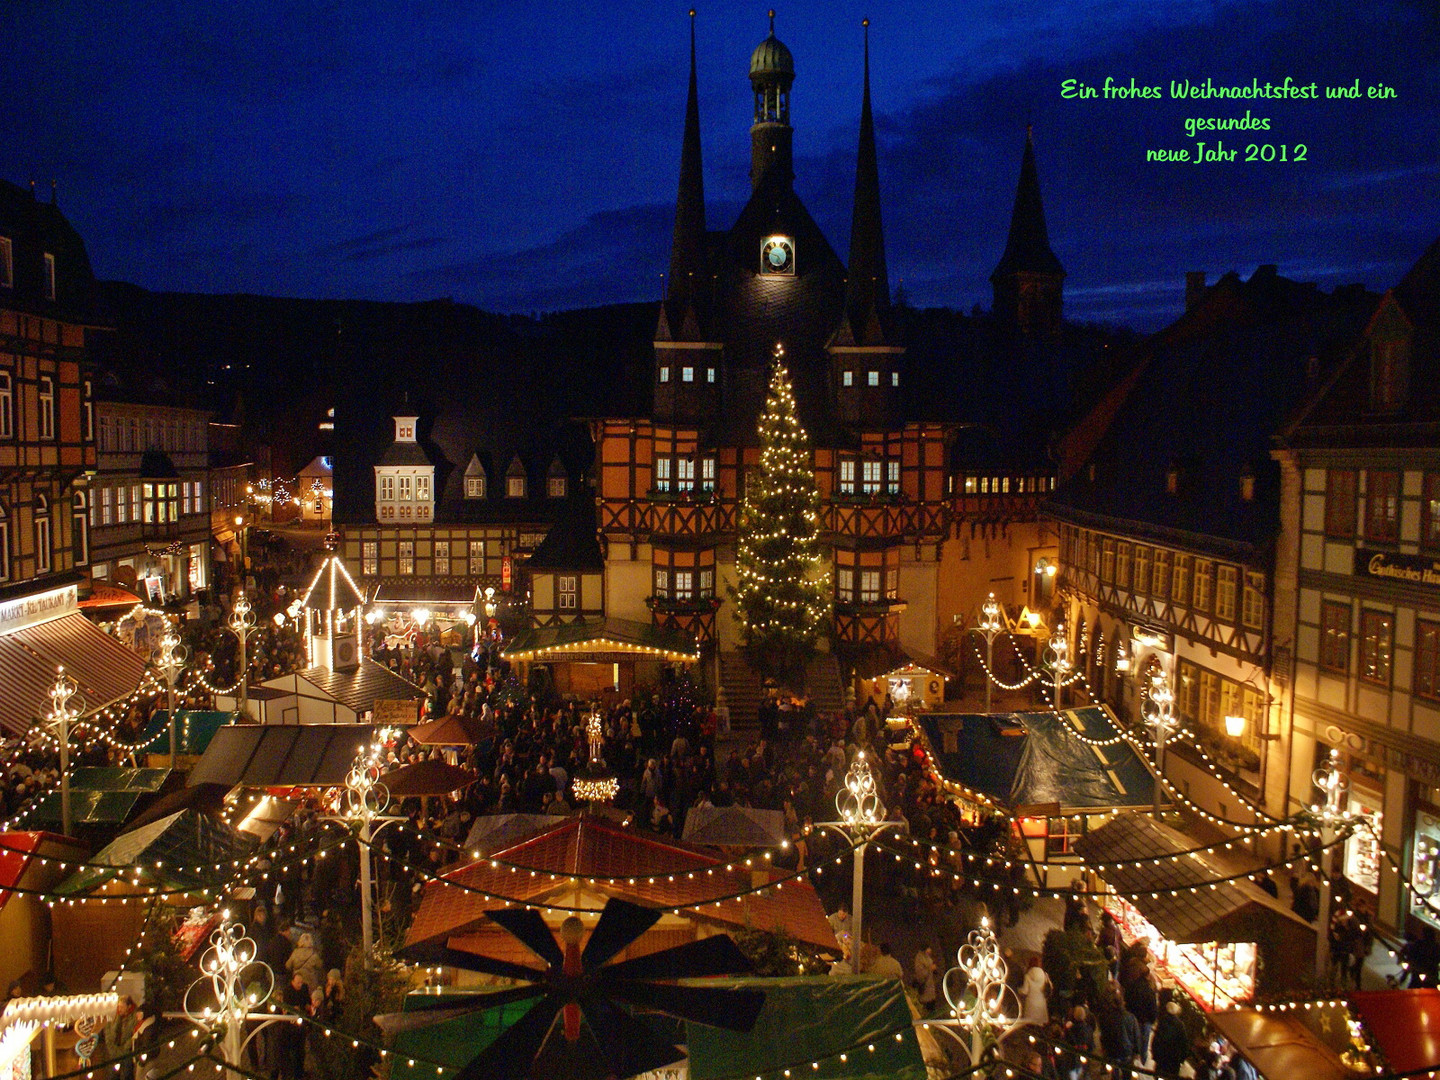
760, 235, 795, 276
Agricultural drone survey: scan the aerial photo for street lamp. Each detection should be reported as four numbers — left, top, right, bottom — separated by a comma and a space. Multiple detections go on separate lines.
337, 744, 404, 956
1043, 619, 1075, 710
938, 917, 1020, 1067
1142, 667, 1178, 818
968, 593, 1006, 714
182, 914, 275, 1080
156, 626, 189, 767
234, 515, 248, 586
45, 667, 83, 837
1310, 748, 1351, 985
228, 593, 257, 720
826, 751, 904, 970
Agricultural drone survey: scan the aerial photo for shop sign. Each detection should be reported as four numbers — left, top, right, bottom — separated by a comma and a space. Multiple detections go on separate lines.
372, 699, 421, 726
1355, 547, 1440, 588
502, 555, 513, 592
0, 584, 77, 634
1130, 624, 1173, 652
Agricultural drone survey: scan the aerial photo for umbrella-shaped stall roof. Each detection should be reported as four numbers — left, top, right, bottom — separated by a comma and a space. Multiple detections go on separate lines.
381, 760, 477, 797
410, 713, 488, 746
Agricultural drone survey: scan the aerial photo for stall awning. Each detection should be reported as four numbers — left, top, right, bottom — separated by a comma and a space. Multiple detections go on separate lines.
1209, 1007, 1358, 1080
1350, 989, 1440, 1076
503, 617, 699, 664
143, 711, 235, 756
1072, 814, 1313, 943
0, 612, 149, 735
841, 642, 952, 682
409, 713, 488, 746
372, 582, 480, 606
29, 767, 173, 830
915, 706, 1156, 812
188, 724, 378, 788
54, 809, 256, 895
682, 805, 788, 848
260, 659, 426, 717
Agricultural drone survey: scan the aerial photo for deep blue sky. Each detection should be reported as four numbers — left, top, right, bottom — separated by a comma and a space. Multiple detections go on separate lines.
2, 0, 1435, 328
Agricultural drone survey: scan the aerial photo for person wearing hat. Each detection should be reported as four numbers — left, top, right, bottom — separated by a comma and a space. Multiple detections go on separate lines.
1151, 997, 1190, 1075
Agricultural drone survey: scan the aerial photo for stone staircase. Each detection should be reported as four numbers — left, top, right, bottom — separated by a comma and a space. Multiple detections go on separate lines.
718, 651, 846, 740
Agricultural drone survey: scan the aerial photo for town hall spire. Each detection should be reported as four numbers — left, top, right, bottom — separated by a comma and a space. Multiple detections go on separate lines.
844, 18, 889, 330
991, 127, 1065, 337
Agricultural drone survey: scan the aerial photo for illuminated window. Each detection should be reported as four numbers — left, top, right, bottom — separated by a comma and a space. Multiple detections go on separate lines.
963, 476, 976, 494
1416, 619, 1440, 701
506, 475, 525, 498
861, 460, 881, 494
674, 571, 693, 601
1242, 571, 1265, 629
654, 457, 671, 493
867, 371, 879, 386
681, 366, 694, 383
1359, 609, 1393, 685
1172, 554, 1191, 606
72, 491, 87, 565
1116, 543, 1131, 590
466, 476, 485, 498
675, 458, 694, 493
654, 567, 669, 597
1193, 559, 1212, 612
839, 458, 856, 495
891, 371, 899, 387
558, 575, 578, 609
707, 367, 716, 383
398, 475, 413, 501
1424, 474, 1440, 553
548, 476, 567, 498
658, 366, 670, 383
1133, 546, 1151, 595
468, 541, 485, 575
886, 459, 900, 495
699, 568, 714, 597
399, 541, 414, 575
34, 500, 50, 573
1101, 539, 1115, 583
1216, 565, 1237, 621
362, 541, 377, 575
860, 570, 880, 603
435, 541, 450, 576
100, 486, 113, 526
843, 371, 854, 387
701, 457, 716, 492
885, 566, 898, 599
837, 567, 854, 601
379, 476, 395, 501
415, 475, 430, 501
82, 380, 92, 442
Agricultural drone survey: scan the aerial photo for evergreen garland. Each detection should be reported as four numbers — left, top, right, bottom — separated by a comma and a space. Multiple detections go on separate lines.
731, 348, 830, 678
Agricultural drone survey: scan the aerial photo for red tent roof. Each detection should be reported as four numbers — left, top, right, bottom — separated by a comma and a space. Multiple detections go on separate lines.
0, 831, 84, 910
1351, 989, 1440, 1077
406, 814, 836, 954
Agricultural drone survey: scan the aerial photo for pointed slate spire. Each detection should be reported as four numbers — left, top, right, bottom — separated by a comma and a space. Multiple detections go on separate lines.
992, 127, 1064, 281
845, 18, 889, 328
668, 10, 707, 304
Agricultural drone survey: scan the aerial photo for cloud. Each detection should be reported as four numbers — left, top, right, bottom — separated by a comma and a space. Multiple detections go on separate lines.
311, 225, 451, 263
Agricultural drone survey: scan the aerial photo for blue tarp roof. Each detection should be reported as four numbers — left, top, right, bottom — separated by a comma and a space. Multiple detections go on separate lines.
916, 706, 1156, 812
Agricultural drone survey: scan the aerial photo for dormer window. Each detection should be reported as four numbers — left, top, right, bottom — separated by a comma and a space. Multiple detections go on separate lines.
1370, 337, 1408, 411
393, 413, 419, 442
466, 476, 485, 498
548, 476, 567, 498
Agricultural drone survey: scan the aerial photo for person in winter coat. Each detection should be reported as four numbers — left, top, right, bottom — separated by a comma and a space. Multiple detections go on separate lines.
1021, 957, 1052, 1026
912, 945, 938, 1014
1151, 999, 1190, 1075
286, 932, 323, 995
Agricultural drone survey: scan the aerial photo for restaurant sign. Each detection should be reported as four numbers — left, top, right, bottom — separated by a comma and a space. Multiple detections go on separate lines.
1354, 548, 1440, 589
0, 584, 78, 634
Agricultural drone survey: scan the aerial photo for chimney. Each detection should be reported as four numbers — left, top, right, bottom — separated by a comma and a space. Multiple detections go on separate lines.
1185, 271, 1206, 312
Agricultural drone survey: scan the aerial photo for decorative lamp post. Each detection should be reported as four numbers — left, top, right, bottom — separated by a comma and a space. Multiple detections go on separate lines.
228, 593, 256, 720
1043, 619, 1074, 710
182, 914, 275, 1079
45, 667, 83, 837
829, 751, 903, 970
938, 917, 1020, 1067
1311, 748, 1351, 984
969, 593, 1006, 714
462, 611, 477, 649
338, 744, 403, 957
156, 626, 189, 767
1114, 637, 1131, 676
1142, 667, 1178, 817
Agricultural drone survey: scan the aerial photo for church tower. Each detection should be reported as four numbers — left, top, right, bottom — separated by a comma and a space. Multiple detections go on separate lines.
749, 11, 795, 191
829, 19, 902, 428
656, 9, 723, 425
990, 129, 1065, 337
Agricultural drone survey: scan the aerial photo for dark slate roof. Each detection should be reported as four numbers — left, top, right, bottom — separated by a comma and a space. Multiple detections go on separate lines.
290, 659, 427, 713
188, 724, 380, 788
1281, 237, 1440, 448
527, 497, 604, 571
378, 441, 432, 467
0, 179, 100, 322
1048, 266, 1377, 561
991, 131, 1064, 281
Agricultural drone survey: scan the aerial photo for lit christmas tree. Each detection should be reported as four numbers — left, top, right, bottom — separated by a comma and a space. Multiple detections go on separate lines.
732, 345, 831, 678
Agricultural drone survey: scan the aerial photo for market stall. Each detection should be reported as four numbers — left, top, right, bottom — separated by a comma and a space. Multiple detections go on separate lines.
1072, 814, 1316, 1008
1209, 1003, 1372, 1080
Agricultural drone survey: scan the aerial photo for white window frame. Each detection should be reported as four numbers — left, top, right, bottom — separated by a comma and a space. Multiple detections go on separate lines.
415, 475, 431, 501
100, 486, 113, 526
379, 475, 395, 501
362, 541, 378, 575
466, 475, 485, 498
468, 540, 485, 575
34, 509, 50, 573
434, 541, 450, 576
886, 459, 900, 495
38, 376, 54, 440
867, 370, 880, 387
72, 491, 88, 565
506, 475, 525, 498
558, 575, 578, 610
861, 459, 882, 495
674, 570, 693, 601
397, 475, 413, 501
699, 568, 714, 597
842, 371, 854, 387
837, 567, 854, 601
676, 457, 695, 492
839, 458, 856, 495
658, 366, 670, 383
654, 457, 672, 493
654, 567, 669, 597
701, 457, 716, 492
860, 569, 880, 603
398, 541, 414, 575
891, 371, 899, 387
706, 367, 716, 383
681, 366, 694, 383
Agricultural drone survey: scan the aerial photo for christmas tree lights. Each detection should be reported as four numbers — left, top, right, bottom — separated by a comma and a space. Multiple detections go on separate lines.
732, 347, 831, 678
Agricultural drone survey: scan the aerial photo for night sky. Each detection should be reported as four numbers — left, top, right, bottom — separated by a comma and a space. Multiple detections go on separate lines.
3, 0, 1435, 329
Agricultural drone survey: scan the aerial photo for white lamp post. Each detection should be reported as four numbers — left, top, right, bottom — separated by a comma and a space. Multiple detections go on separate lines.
228, 592, 257, 720
45, 667, 83, 837
182, 914, 275, 1079
969, 593, 1006, 714
336, 743, 404, 957
938, 917, 1020, 1067
825, 751, 904, 970
1143, 667, 1177, 818
1311, 748, 1351, 985
156, 626, 189, 767
1043, 619, 1074, 710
